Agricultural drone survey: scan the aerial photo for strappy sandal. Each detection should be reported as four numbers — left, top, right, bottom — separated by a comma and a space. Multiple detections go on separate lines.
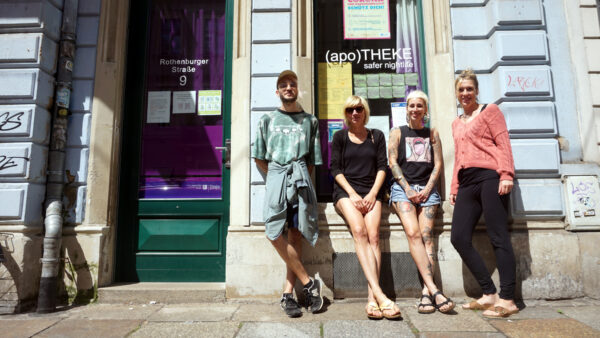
379, 300, 402, 319
432, 291, 455, 314
417, 294, 435, 314
366, 301, 383, 320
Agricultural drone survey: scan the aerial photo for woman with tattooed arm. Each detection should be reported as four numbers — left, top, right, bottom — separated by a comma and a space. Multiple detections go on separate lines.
388, 90, 454, 314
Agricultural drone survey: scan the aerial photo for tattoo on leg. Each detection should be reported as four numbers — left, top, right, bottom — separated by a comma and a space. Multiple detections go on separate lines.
426, 262, 433, 277
424, 206, 436, 219
400, 203, 415, 213
422, 226, 432, 245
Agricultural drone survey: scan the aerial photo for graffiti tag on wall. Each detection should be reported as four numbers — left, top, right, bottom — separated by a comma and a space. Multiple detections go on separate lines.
565, 176, 600, 226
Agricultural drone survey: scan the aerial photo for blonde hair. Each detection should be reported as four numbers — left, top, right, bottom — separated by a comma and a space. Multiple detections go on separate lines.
454, 68, 479, 91
343, 95, 370, 126
406, 90, 429, 108
406, 90, 430, 125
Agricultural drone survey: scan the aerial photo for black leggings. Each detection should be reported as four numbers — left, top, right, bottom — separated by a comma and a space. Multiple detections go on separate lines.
450, 175, 516, 300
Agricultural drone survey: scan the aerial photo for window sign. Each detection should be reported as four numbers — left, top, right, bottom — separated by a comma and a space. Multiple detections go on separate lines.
315, 0, 426, 200
139, 0, 226, 199
344, 0, 391, 39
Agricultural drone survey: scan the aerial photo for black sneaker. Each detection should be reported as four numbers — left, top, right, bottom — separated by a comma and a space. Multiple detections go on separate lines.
280, 293, 302, 318
303, 277, 323, 313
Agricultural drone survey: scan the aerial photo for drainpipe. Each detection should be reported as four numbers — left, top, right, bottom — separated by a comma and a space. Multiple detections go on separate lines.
37, 0, 79, 314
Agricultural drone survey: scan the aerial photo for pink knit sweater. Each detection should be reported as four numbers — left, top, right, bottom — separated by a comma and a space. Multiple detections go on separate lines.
451, 103, 515, 195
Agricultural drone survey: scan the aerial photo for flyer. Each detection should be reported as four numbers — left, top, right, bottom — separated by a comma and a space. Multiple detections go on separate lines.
343, 0, 391, 40
147, 91, 171, 123
318, 62, 353, 119
172, 90, 196, 114
391, 102, 407, 128
198, 90, 222, 116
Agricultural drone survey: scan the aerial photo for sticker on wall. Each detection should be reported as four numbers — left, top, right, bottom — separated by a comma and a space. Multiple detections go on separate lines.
343, 0, 390, 40
391, 102, 406, 128
197, 90, 222, 116
565, 175, 600, 229
172, 91, 197, 114
147, 91, 171, 123
318, 62, 353, 120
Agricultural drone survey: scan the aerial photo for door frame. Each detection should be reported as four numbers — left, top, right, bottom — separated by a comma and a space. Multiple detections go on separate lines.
115, 0, 233, 282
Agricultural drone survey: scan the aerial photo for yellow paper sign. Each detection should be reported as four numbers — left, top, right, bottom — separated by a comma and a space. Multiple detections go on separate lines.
318, 62, 353, 120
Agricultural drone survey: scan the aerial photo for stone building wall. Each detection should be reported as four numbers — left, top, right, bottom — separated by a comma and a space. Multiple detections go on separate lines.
0, 0, 101, 312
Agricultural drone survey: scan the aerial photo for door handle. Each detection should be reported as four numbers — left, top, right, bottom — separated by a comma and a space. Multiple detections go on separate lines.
215, 139, 231, 169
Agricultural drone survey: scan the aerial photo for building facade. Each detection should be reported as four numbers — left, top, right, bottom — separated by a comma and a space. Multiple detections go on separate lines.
0, 0, 599, 312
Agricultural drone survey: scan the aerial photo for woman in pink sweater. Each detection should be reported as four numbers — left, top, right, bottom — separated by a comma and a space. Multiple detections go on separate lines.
450, 69, 519, 318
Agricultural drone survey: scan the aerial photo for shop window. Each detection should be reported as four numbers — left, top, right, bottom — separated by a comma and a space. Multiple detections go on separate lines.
314, 0, 427, 201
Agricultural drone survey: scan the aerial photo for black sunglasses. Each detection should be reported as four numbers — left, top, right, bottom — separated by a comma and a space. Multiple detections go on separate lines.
345, 106, 364, 114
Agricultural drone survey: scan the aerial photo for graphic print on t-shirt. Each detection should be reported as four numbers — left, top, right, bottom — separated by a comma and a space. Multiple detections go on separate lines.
405, 137, 431, 162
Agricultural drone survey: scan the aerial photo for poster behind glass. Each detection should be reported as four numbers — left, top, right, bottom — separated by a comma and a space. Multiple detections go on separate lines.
139, 0, 226, 199
315, 0, 425, 200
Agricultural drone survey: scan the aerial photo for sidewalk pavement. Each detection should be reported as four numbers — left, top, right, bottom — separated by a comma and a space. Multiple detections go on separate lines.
1, 297, 599, 337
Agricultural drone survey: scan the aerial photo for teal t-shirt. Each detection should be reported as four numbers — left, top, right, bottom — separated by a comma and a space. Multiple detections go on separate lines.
252, 109, 323, 166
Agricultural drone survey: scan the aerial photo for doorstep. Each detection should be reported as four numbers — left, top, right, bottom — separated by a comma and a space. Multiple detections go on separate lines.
97, 282, 226, 304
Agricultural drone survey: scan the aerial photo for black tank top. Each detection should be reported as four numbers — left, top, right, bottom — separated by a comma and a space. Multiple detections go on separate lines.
397, 125, 434, 185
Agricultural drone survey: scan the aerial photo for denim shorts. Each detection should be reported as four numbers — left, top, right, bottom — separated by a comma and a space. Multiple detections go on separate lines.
389, 182, 441, 207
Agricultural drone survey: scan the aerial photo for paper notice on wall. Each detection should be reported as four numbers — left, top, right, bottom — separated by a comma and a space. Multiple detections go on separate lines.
318, 62, 353, 119
172, 91, 197, 114
198, 90, 222, 116
147, 91, 171, 123
343, 0, 391, 39
366, 115, 390, 148
391, 102, 407, 128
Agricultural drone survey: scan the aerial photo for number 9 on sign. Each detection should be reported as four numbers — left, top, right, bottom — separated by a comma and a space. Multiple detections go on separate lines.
179, 75, 187, 86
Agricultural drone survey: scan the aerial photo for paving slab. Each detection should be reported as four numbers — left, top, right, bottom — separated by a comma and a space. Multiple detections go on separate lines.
34, 318, 143, 338
130, 321, 240, 338
148, 303, 239, 322
490, 318, 600, 338
558, 306, 600, 331
236, 322, 321, 338
403, 306, 497, 333
419, 333, 505, 338
322, 319, 415, 337
67, 303, 162, 320
0, 318, 61, 338
233, 302, 376, 322
491, 305, 565, 320
524, 298, 600, 307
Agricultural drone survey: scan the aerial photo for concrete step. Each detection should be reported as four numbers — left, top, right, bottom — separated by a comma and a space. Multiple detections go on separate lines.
97, 283, 226, 304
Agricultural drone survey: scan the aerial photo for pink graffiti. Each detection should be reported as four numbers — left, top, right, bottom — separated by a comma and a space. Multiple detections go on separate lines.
506, 75, 545, 92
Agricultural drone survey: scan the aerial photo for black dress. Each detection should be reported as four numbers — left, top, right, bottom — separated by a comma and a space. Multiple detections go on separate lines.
330, 128, 388, 203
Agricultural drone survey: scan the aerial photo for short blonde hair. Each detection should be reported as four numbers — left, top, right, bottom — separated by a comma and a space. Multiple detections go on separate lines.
406, 90, 430, 125
454, 68, 479, 91
342, 95, 370, 126
406, 90, 429, 109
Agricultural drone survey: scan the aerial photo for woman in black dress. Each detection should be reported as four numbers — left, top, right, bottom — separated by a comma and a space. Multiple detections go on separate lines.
331, 95, 400, 319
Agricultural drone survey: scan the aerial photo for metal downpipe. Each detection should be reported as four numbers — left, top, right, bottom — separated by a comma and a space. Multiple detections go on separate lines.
37, 0, 79, 314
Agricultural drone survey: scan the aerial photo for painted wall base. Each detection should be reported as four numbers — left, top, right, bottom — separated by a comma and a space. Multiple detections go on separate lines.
226, 228, 588, 300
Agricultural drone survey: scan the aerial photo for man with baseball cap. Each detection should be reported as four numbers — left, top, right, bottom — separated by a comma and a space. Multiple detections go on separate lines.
252, 70, 323, 317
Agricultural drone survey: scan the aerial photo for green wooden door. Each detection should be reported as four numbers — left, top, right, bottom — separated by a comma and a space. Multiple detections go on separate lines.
116, 0, 233, 282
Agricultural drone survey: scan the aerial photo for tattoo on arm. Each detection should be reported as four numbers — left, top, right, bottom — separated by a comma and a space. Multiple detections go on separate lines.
392, 164, 411, 191
424, 130, 443, 192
